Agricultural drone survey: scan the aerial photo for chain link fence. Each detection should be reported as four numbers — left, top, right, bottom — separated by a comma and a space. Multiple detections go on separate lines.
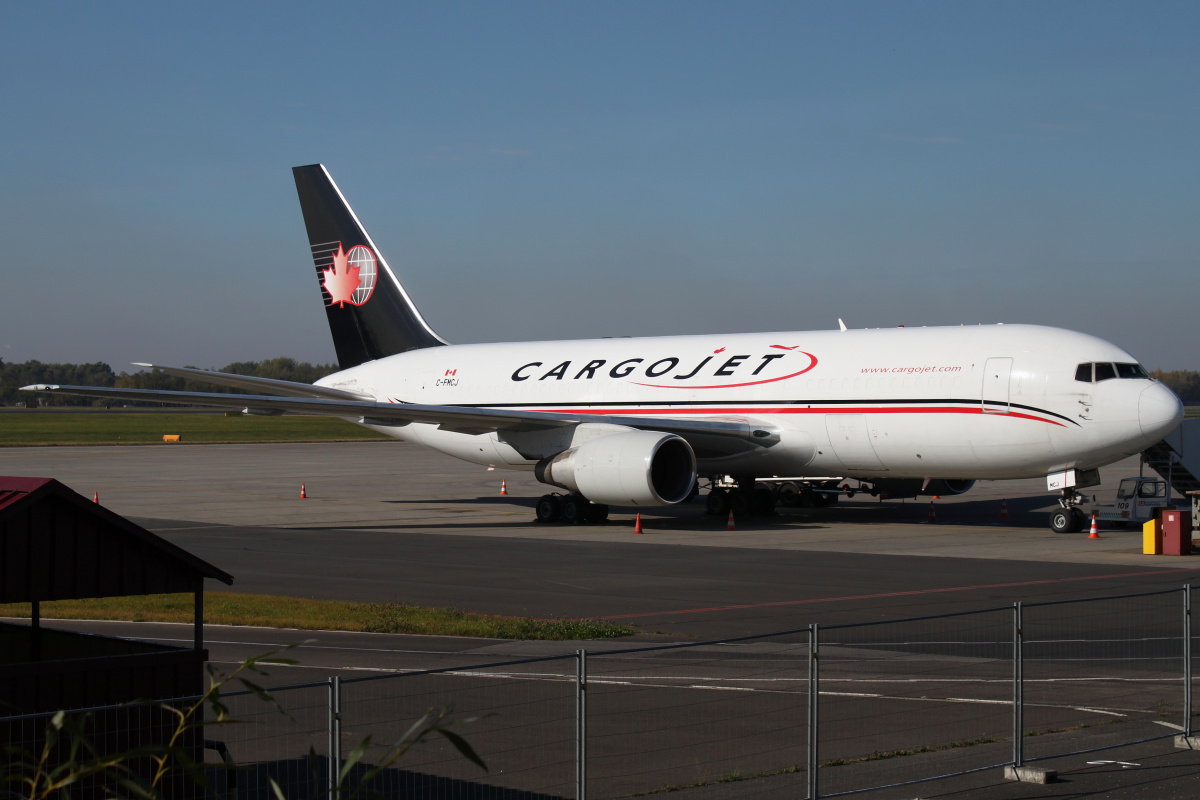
1, 586, 1195, 799
816, 608, 1013, 797
588, 631, 811, 799
1019, 589, 1188, 764
340, 655, 577, 799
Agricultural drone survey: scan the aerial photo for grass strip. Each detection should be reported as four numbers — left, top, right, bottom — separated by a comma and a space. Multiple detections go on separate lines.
0, 592, 633, 640
0, 411, 390, 445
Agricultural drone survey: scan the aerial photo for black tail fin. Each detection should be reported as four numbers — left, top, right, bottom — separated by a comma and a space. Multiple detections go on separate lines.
293, 164, 446, 368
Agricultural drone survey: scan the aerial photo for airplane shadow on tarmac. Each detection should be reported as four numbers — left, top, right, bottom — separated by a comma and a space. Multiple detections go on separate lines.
326, 492, 1073, 533
383, 495, 530, 506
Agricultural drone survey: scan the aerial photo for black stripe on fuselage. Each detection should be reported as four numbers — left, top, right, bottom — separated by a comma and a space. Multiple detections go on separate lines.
427, 397, 1081, 427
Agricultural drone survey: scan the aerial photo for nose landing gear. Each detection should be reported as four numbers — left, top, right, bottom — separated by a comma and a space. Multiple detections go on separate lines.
1049, 489, 1089, 533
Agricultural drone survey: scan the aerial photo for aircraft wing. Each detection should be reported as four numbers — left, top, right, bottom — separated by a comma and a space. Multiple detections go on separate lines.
129, 363, 370, 401
20, 384, 773, 446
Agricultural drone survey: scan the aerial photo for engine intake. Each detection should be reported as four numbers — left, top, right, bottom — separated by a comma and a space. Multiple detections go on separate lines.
535, 430, 697, 506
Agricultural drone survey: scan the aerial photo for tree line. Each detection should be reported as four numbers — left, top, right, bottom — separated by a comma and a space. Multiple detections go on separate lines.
1150, 370, 1200, 404
1, 358, 338, 406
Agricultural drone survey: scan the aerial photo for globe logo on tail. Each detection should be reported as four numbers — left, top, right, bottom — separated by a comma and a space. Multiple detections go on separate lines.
322, 243, 377, 307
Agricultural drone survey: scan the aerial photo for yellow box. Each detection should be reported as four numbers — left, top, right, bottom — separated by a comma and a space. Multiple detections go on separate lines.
162, 434, 182, 442
1143, 517, 1162, 555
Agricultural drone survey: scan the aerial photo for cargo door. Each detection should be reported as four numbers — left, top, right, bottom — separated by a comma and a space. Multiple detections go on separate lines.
982, 357, 1013, 414
825, 414, 884, 471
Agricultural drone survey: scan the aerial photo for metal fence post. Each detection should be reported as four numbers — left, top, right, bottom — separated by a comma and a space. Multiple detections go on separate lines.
808, 623, 819, 800
1012, 602, 1023, 768
1185, 585, 1193, 736
328, 675, 342, 797
576, 649, 587, 800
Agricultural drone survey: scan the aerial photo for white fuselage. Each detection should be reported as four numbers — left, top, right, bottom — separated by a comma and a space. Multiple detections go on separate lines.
317, 324, 1182, 482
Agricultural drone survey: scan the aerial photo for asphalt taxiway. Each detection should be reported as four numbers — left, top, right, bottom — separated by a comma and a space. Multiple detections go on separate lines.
4, 441, 1199, 798
3, 440, 1196, 638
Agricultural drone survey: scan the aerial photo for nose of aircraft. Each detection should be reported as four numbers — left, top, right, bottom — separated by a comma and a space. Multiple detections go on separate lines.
1139, 382, 1184, 441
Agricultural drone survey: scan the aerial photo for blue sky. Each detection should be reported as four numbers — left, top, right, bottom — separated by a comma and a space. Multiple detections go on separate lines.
3, 1, 1197, 370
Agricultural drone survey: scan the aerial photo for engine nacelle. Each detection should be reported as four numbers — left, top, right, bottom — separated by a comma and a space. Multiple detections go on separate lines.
535, 430, 697, 507
866, 478, 976, 499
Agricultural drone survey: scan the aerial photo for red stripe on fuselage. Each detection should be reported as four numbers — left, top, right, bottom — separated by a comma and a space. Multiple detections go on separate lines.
521, 405, 1068, 427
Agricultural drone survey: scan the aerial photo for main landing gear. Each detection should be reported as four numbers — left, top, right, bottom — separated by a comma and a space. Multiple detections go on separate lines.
1049, 489, 1089, 533
535, 492, 610, 525
704, 476, 779, 517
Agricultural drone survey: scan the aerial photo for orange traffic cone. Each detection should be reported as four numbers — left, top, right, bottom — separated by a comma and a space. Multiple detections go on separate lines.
300, 483, 307, 499
1088, 513, 1100, 538
500, 480, 508, 496
726, 509, 736, 531
999, 500, 1009, 522
927, 500, 937, 523
634, 513, 643, 534
93, 492, 99, 504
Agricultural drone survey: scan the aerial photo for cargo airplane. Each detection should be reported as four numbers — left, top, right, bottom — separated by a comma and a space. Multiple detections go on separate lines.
26, 165, 1185, 532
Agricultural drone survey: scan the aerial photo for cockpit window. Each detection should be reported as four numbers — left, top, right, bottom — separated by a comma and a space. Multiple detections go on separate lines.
1116, 362, 1149, 379
1075, 361, 1149, 382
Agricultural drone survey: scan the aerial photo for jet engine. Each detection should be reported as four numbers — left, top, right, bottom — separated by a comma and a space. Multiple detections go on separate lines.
866, 478, 976, 499
535, 430, 697, 506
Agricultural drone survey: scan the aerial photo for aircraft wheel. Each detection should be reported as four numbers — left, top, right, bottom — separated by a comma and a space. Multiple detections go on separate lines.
561, 495, 586, 525
752, 485, 777, 516
812, 491, 835, 508
1071, 507, 1089, 532
1049, 508, 1080, 534
584, 503, 609, 523
797, 487, 817, 508
706, 489, 730, 516
777, 482, 800, 508
730, 490, 750, 516
535, 495, 561, 524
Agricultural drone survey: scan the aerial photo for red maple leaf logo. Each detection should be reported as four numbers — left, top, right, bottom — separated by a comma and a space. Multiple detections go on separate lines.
322, 244, 361, 308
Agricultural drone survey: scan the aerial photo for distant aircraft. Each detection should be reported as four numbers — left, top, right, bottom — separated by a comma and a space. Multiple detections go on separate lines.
26, 165, 1184, 532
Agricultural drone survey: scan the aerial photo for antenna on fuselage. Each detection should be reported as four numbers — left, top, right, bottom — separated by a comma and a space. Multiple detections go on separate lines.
838, 318, 848, 332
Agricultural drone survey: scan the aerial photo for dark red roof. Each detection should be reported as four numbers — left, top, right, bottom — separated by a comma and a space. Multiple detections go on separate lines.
0, 476, 233, 603
0, 476, 55, 514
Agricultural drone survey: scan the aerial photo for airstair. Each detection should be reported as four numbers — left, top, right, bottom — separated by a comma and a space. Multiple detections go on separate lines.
1142, 418, 1200, 518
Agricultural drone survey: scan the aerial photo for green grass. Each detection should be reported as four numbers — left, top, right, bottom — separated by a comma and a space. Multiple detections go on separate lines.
0, 411, 390, 445
0, 592, 634, 640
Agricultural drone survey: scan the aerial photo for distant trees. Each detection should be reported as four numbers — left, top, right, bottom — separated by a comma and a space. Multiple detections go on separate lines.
0, 361, 117, 406
1152, 370, 1200, 404
1, 359, 338, 406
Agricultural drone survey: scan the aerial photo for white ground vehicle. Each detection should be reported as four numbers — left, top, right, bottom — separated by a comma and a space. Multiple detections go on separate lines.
1088, 476, 1169, 530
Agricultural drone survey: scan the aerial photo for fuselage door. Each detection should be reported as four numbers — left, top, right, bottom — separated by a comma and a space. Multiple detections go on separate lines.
982, 357, 1013, 414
